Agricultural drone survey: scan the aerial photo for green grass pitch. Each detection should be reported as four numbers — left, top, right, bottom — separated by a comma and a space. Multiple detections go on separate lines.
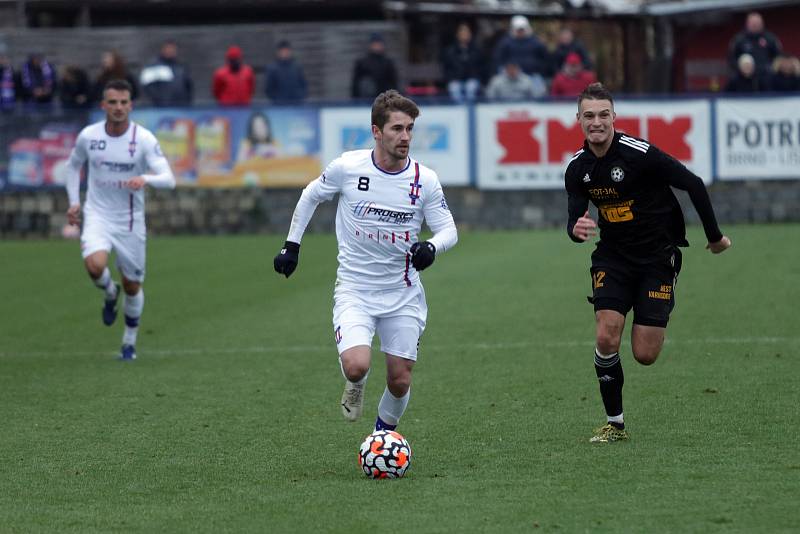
1, 224, 798, 532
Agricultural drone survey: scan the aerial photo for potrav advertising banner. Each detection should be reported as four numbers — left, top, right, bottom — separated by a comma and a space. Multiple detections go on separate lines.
716, 97, 800, 180
475, 100, 712, 189
320, 106, 470, 186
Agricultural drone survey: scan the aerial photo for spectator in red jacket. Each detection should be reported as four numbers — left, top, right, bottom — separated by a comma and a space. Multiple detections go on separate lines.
212, 45, 254, 106
550, 52, 597, 97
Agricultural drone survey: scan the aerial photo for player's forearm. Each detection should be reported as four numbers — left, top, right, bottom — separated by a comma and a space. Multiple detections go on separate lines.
428, 224, 458, 254
142, 172, 176, 189
142, 156, 176, 189
286, 187, 321, 244
566, 193, 588, 243
65, 166, 81, 206
669, 172, 723, 243
686, 185, 723, 243
668, 158, 722, 243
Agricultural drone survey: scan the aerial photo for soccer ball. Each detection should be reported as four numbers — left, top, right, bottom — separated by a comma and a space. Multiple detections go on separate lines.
358, 430, 412, 479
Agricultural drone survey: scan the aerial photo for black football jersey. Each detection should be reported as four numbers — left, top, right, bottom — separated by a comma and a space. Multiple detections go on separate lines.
565, 132, 722, 263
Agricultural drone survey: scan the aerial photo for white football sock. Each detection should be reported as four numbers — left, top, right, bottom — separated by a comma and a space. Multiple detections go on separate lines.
93, 268, 117, 299
122, 289, 144, 346
595, 347, 618, 359
378, 386, 410, 426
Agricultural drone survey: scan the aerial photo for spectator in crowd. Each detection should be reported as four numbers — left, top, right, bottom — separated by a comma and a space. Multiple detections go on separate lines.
0, 45, 19, 112
351, 33, 398, 99
486, 60, 545, 101
59, 65, 91, 110
550, 52, 597, 97
212, 45, 254, 106
728, 12, 782, 78
140, 39, 193, 107
725, 53, 769, 93
769, 54, 800, 92
551, 27, 593, 74
91, 50, 138, 104
492, 15, 550, 81
20, 52, 57, 108
265, 40, 307, 104
441, 22, 485, 103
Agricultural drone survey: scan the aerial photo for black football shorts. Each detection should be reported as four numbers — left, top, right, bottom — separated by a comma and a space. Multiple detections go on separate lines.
588, 246, 682, 328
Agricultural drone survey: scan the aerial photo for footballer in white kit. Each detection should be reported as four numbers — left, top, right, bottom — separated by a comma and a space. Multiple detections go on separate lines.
274, 90, 457, 432
65, 79, 175, 360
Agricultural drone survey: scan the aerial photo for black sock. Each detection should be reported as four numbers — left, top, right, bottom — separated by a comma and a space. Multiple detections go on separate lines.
594, 349, 624, 427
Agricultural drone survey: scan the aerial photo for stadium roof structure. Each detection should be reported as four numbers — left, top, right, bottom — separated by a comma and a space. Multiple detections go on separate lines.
0, 0, 385, 11
382, 0, 567, 16
0, 0, 389, 26
641, 0, 800, 16
5, 0, 796, 19
382, 0, 800, 16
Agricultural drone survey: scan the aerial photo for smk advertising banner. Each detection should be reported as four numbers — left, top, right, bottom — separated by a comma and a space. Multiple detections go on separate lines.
716, 97, 800, 180
475, 100, 712, 189
91, 107, 321, 187
320, 106, 470, 186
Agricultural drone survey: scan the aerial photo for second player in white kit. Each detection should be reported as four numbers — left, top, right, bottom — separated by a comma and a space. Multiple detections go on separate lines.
274, 90, 457, 431
65, 79, 175, 360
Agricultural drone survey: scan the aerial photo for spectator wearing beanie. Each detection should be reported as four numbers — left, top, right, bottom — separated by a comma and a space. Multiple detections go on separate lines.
265, 40, 308, 103
212, 45, 255, 106
550, 52, 597, 97
351, 33, 398, 99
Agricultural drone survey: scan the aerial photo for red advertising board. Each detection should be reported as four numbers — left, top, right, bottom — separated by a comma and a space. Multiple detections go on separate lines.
476, 100, 712, 189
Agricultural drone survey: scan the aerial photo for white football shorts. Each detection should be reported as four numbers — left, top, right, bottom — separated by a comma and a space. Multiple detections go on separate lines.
80, 214, 146, 282
332, 283, 428, 361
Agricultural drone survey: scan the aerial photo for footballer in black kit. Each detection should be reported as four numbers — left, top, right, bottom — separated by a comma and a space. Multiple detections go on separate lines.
565, 130, 722, 326
565, 83, 731, 443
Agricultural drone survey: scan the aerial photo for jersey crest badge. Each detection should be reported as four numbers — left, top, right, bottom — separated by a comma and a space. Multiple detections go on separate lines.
610, 167, 625, 182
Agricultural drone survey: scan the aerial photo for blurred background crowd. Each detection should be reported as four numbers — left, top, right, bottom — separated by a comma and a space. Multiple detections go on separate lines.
0, 0, 797, 113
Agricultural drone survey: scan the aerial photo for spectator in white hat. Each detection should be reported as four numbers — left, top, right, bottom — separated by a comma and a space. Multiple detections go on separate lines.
492, 15, 550, 84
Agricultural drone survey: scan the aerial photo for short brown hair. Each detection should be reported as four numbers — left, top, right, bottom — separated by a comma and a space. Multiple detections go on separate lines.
577, 82, 613, 111
371, 90, 420, 130
103, 78, 133, 98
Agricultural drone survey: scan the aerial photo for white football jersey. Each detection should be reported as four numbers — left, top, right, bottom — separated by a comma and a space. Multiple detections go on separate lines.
288, 150, 457, 290
68, 121, 171, 229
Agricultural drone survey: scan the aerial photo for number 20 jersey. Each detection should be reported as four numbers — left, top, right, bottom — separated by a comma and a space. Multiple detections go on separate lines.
288, 149, 457, 290
68, 121, 166, 229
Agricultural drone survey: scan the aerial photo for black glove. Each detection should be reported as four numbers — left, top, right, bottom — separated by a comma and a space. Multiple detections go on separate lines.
274, 241, 300, 278
410, 241, 436, 271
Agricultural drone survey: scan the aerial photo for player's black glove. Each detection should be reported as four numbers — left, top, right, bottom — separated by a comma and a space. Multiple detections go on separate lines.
274, 241, 300, 278
410, 241, 436, 271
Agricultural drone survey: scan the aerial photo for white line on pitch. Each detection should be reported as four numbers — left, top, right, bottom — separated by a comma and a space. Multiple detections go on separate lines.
0, 336, 795, 359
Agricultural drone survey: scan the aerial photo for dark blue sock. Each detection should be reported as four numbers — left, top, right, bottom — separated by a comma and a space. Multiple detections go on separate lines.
375, 416, 396, 431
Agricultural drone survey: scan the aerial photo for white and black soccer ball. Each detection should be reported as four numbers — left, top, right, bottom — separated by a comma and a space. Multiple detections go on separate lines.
358, 430, 411, 479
